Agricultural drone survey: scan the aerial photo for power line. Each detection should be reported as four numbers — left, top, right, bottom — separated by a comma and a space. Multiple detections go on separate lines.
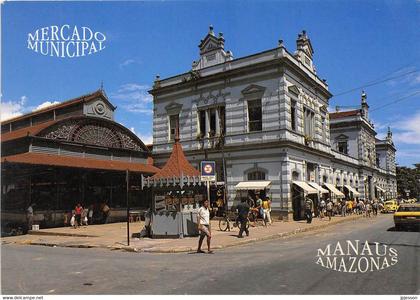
332, 68, 419, 97
370, 90, 420, 112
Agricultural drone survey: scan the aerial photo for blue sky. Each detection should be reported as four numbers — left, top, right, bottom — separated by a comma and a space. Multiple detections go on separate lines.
2, 1, 419, 166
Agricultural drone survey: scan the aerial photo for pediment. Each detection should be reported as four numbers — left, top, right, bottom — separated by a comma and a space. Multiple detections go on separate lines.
203, 39, 218, 52
85, 92, 116, 111
241, 84, 266, 96
165, 102, 183, 115
336, 134, 349, 141
288, 85, 300, 96
84, 96, 115, 120
199, 33, 221, 50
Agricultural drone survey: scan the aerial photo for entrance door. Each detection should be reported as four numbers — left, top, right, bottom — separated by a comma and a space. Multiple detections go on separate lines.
292, 186, 303, 220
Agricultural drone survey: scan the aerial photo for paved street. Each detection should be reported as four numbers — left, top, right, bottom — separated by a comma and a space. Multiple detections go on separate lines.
1, 214, 419, 295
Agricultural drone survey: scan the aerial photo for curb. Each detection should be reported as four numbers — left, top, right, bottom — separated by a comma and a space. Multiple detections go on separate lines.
27, 230, 98, 238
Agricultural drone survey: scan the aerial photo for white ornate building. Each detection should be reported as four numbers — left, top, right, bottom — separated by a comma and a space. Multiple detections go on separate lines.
149, 26, 397, 220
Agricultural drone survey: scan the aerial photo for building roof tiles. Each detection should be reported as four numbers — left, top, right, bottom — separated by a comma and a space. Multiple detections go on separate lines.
1, 152, 159, 174
329, 110, 360, 120
152, 140, 200, 179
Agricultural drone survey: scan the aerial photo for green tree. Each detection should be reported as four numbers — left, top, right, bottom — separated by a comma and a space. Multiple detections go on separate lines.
396, 165, 420, 199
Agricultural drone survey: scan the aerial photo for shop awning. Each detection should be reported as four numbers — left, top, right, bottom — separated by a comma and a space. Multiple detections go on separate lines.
323, 183, 345, 198
344, 185, 361, 197
235, 181, 272, 191
308, 182, 329, 194
293, 181, 318, 194
376, 186, 385, 193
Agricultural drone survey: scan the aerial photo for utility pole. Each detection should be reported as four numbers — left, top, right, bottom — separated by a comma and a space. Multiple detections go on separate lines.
126, 170, 130, 246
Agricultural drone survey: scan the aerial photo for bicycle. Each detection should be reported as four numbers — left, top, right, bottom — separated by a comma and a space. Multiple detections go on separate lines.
218, 211, 250, 232
248, 208, 267, 227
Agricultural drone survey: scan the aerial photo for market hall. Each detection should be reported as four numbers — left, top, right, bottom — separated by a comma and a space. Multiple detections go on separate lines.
1, 90, 158, 232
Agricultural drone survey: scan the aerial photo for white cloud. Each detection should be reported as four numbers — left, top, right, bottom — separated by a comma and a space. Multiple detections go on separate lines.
386, 66, 420, 87
33, 101, 60, 111
110, 83, 153, 114
119, 59, 140, 69
0, 96, 27, 121
393, 110, 420, 145
139, 134, 153, 145
397, 149, 420, 158
128, 126, 152, 144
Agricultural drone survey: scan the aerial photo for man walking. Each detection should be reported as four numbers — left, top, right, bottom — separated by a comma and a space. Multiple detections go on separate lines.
372, 199, 378, 216
341, 199, 347, 217
305, 197, 314, 223
237, 198, 250, 238
319, 198, 326, 219
366, 201, 372, 218
326, 200, 333, 221
197, 199, 213, 254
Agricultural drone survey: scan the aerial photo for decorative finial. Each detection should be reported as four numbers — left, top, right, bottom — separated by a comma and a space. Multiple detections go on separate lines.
153, 75, 161, 89
361, 90, 367, 103
219, 32, 223, 37
209, 25, 214, 35
100, 80, 104, 91
278, 39, 284, 47
387, 126, 392, 138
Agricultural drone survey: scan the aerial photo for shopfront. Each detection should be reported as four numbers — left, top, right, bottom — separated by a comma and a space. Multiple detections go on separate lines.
323, 183, 345, 203
234, 181, 272, 207
343, 184, 361, 200
292, 181, 318, 220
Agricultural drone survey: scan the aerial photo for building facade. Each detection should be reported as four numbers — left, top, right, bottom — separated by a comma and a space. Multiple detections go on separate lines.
1, 90, 157, 231
150, 27, 397, 220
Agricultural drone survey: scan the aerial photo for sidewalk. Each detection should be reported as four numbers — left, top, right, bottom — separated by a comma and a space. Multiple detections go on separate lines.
1, 214, 369, 253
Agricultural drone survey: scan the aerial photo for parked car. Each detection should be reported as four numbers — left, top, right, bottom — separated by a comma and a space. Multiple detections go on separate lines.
383, 200, 399, 213
394, 204, 420, 231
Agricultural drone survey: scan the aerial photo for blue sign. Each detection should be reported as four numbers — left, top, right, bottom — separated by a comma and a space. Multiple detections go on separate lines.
200, 161, 216, 179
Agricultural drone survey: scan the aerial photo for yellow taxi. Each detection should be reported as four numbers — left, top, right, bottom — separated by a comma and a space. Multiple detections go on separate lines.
383, 200, 398, 213
394, 203, 420, 231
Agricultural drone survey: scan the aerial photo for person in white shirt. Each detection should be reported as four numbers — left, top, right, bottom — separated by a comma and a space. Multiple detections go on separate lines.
319, 199, 326, 219
197, 199, 213, 254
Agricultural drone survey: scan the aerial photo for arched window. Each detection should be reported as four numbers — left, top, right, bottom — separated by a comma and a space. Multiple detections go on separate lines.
248, 171, 266, 181
323, 175, 328, 183
292, 171, 300, 181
